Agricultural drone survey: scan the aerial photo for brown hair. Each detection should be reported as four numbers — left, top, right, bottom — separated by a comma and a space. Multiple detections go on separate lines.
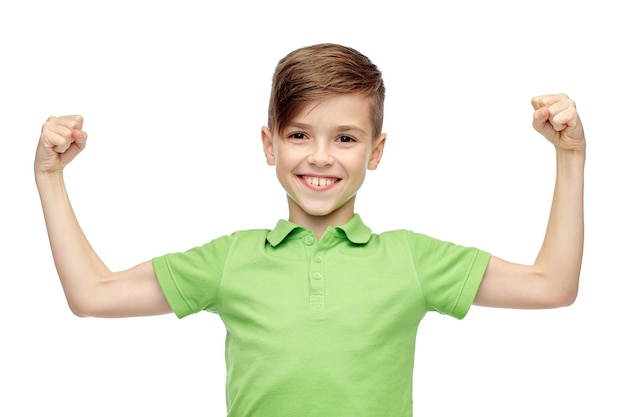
267, 43, 385, 138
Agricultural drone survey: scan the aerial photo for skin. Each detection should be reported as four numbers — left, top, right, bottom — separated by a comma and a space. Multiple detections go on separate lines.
34, 93, 584, 317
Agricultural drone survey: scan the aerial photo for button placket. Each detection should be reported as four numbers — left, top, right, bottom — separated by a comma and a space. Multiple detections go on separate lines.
303, 233, 325, 311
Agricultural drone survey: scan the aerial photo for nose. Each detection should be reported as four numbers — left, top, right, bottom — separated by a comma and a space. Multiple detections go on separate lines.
307, 140, 334, 167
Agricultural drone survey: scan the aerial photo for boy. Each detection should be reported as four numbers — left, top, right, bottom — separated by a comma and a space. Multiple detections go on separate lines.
34, 43, 585, 416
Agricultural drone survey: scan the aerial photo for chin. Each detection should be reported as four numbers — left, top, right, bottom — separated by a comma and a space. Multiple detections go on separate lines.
303, 207, 337, 217
288, 194, 354, 221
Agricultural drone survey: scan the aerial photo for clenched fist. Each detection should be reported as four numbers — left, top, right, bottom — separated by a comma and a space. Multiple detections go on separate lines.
35, 115, 88, 175
531, 94, 586, 153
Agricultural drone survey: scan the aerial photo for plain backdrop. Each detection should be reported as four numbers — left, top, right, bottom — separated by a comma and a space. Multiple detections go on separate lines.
2, 1, 624, 415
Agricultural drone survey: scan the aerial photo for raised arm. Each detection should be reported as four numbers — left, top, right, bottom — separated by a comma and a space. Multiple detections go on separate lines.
474, 94, 585, 309
35, 116, 171, 317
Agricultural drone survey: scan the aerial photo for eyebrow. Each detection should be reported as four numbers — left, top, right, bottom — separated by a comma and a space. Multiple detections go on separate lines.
286, 122, 368, 136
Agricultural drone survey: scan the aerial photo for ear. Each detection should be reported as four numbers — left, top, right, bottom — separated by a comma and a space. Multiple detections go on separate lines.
261, 126, 276, 166
367, 133, 386, 170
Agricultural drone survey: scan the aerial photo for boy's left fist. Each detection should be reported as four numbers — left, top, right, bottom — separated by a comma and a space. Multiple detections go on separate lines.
531, 93, 585, 152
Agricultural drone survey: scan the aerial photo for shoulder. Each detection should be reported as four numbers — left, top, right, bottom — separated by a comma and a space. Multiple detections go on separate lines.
207, 228, 273, 250
375, 228, 487, 260
159, 228, 272, 259
230, 228, 273, 239
361, 229, 442, 259
374, 228, 437, 246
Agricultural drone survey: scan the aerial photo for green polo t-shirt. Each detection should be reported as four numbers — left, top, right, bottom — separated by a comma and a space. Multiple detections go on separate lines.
152, 214, 490, 417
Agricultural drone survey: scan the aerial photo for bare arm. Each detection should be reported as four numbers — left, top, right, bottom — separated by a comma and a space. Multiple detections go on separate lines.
474, 94, 585, 309
35, 116, 171, 317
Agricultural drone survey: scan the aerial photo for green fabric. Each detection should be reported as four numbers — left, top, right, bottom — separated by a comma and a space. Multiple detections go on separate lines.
152, 214, 491, 417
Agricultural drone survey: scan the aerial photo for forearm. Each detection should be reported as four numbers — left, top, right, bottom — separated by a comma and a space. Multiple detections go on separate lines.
533, 148, 585, 304
36, 171, 111, 315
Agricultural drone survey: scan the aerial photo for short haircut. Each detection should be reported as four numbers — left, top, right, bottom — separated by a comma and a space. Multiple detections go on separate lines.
267, 43, 385, 138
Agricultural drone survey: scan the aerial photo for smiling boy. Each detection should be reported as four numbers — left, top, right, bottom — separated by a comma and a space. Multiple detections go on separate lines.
35, 43, 585, 416
262, 92, 385, 236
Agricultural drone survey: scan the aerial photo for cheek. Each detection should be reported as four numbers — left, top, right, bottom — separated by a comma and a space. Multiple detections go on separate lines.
353, 151, 372, 169
277, 142, 308, 162
275, 150, 300, 173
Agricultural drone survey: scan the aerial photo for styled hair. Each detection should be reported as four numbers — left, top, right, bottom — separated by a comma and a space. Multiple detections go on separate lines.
267, 43, 385, 138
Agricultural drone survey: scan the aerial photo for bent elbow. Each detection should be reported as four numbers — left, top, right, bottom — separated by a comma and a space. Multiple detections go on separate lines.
546, 285, 578, 308
65, 289, 107, 318
558, 289, 578, 308
62, 274, 116, 318
67, 298, 92, 318
533, 268, 580, 308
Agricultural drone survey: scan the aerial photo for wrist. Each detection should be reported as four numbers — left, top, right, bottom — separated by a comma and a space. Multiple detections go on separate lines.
34, 168, 65, 187
555, 147, 586, 172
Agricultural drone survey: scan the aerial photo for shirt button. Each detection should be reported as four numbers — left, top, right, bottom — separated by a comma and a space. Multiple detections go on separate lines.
313, 256, 322, 263
304, 236, 315, 245
312, 272, 322, 280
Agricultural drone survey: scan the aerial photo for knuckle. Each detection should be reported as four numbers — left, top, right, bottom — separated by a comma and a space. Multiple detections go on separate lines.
43, 116, 57, 129
43, 115, 83, 130
69, 115, 84, 129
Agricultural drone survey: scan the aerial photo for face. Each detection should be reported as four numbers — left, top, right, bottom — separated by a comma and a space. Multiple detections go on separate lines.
262, 93, 386, 227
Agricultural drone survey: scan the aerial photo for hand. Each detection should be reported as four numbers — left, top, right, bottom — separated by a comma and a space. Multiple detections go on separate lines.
35, 115, 88, 175
531, 93, 585, 152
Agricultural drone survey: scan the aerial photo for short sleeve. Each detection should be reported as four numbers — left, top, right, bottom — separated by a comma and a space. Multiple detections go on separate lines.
152, 234, 234, 318
410, 233, 491, 319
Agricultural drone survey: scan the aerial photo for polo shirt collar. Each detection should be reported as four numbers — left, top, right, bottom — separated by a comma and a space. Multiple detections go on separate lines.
267, 214, 372, 247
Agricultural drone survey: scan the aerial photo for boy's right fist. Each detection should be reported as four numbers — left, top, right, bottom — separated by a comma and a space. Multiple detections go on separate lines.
35, 115, 88, 175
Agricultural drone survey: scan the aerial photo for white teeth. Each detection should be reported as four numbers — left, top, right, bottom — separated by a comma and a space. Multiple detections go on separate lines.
304, 176, 335, 187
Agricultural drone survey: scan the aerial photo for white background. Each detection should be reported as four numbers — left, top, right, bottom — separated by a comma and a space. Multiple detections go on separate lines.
2, 0, 624, 415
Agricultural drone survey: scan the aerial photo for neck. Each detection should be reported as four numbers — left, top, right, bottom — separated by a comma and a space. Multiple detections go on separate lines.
287, 197, 356, 240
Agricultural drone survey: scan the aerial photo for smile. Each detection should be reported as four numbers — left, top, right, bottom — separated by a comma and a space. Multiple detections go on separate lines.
300, 175, 340, 188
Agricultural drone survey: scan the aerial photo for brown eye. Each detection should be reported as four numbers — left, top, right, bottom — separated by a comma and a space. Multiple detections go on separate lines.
338, 135, 355, 143
289, 133, 306, 140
